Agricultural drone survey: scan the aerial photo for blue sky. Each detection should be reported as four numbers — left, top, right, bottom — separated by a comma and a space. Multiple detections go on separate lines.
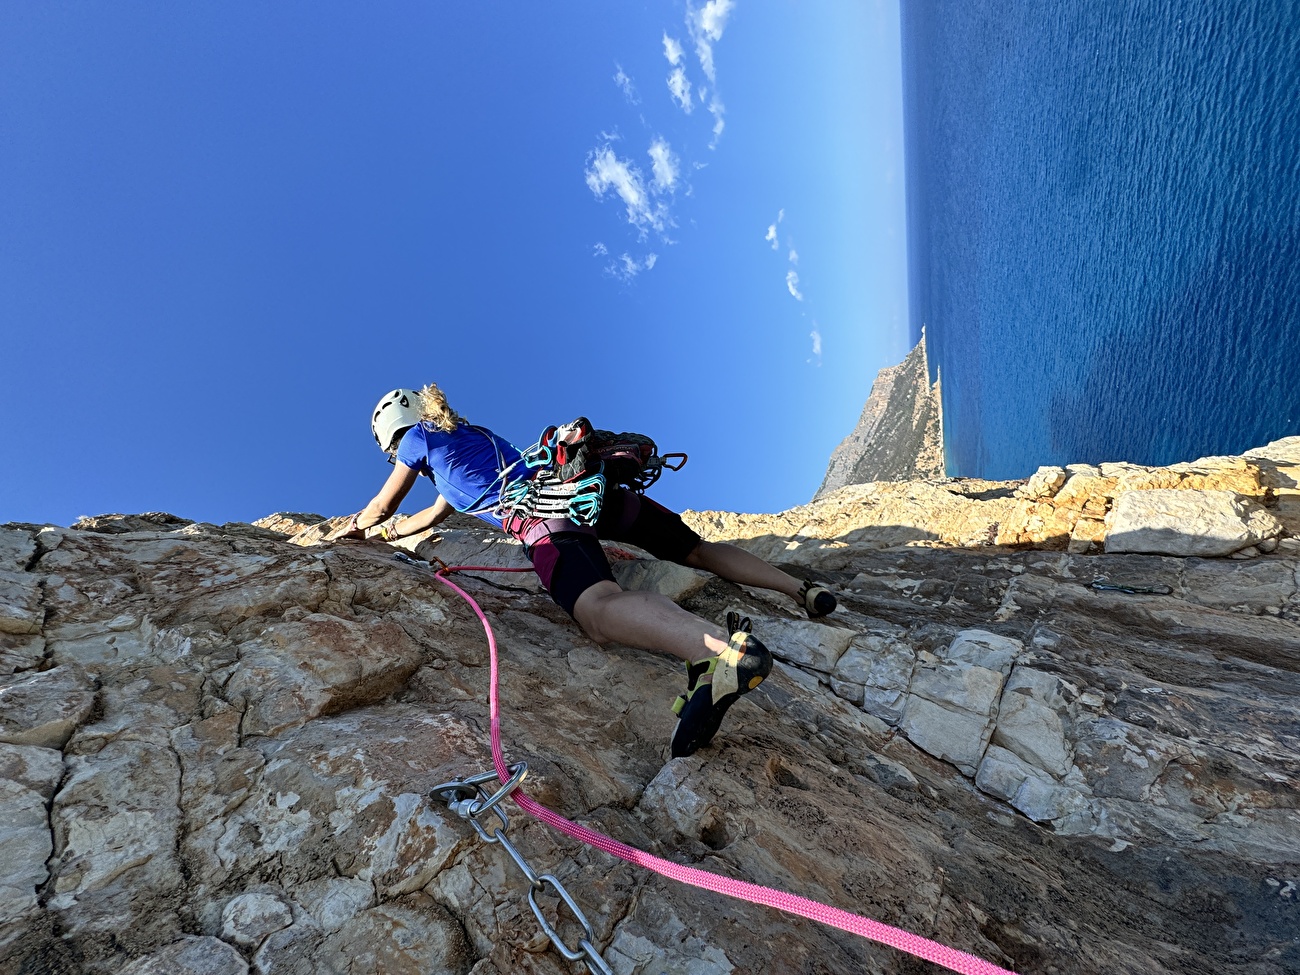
0, 2, 908, 527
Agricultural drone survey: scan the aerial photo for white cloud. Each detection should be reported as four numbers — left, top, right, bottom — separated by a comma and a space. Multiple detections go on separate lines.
786, 270, 804, 301
687, 0, 735, 82
788, 248, 799, 264
608, 252, 659, 282
764, 224, 778, 249
810, 327, 822, 362
593, 242, 608, 257
614, 64, 638, 104
706, 93, 725, 147
647, 138, 680, 192
778, 208, 785, 222
697, 0, 735, 40
667, 67, 693, 113
663, 33, 685, 66
585, 145, 668, 236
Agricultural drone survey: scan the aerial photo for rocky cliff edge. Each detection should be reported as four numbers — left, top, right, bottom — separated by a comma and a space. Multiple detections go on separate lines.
815, 331, 945, 498
2, 437, 1298, 974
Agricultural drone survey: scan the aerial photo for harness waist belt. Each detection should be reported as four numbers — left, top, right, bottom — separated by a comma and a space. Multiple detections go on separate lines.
515, 517, 598, 549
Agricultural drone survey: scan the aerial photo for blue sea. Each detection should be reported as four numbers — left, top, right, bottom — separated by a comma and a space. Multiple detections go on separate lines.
902, 2, 1300, 479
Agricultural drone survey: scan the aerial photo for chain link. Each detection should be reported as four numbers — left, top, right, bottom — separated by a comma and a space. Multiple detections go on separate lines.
433, 765, 616, 975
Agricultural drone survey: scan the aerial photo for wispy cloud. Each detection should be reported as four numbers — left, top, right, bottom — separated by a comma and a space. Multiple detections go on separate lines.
786, 270, 804, 301
688, 1, 733, 146
614, 64, 638, 105
667, 67, 693, 113
706, 93, 726, 146
764, 224, 778, 250
648, 137, 680, 192
687, 0, 735, 83
608, 252, 659, 282
663, 33, 685, 65
585, 145, 669, 237
788, 248, 799, 265
666, 6, 731, 144
593, 242, 608, 257
663, 34, 693, 112
810, 326, 823, 365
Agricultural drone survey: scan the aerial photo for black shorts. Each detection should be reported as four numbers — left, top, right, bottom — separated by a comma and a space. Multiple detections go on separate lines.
529, 488, 703, 617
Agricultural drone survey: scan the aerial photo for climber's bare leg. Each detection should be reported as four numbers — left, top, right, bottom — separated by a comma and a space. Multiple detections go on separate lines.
573, 581, 728, 664
683, 540, 803, 599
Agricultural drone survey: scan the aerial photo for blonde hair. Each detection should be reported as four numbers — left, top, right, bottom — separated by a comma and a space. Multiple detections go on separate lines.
417, 383, 466, 433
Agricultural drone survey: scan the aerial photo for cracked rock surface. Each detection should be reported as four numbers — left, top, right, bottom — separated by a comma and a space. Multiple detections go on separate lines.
1, 440, 1298, 975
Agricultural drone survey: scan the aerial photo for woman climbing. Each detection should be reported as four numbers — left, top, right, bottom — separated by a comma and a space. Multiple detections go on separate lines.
337, 385, 839, 758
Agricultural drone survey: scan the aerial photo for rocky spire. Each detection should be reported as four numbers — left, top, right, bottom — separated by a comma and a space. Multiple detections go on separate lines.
816, 328, 944, 498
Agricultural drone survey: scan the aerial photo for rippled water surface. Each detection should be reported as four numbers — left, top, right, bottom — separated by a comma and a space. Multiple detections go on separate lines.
903, 2, 1300, 478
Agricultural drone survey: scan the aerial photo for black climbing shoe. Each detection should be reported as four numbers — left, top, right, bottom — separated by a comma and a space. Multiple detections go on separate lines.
670, 630, 772, 758
798, 580, 837, 619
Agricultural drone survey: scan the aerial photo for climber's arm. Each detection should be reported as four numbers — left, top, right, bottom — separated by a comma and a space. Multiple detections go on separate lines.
386, 497, 456, 538
335, 463, 419, 538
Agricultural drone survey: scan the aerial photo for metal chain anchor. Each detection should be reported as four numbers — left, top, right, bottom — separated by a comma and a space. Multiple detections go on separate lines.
433, 764, 614, 975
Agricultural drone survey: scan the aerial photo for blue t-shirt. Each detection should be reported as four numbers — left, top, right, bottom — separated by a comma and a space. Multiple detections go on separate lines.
396, 421, 523, 529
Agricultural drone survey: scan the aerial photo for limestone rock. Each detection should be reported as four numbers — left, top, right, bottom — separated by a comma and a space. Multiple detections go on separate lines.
830, 624, 914, 723
737, 611, 855, 673
0, 778, 52, 929
975, 745, 1093, 831
1105, 489, 1284, 557
898, 630, 1020, 776
222, 891, 294, 948
0, 568, 42, 636
252, 895, 472, 975
48, 738, 186, 944
0, 529, 36, 572
612, 558, 710, 601
119, 936, 249, 975
252, 512, 329, 537
1015, 466, 1068, 501
70, 512, 195, 534
991, 668, 1072, 777
294, 876, 376, 934
0, 633, 46, 675
0, 742, 64, 798
687, 478, 1020, 562
0, 664, 97, 749
222, 614, 424, 738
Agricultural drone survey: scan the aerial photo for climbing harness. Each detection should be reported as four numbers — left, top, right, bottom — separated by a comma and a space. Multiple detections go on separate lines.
395, 552, 1020, 975
494, 418, 688, 529
1090, 578, 1174, 596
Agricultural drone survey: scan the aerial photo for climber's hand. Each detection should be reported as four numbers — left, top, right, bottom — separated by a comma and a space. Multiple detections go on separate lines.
328, 513, 366, 540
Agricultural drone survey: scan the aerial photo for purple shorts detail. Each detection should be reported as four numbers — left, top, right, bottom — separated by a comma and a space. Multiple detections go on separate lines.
530, 532, 616, 617
526, 487, 703, 618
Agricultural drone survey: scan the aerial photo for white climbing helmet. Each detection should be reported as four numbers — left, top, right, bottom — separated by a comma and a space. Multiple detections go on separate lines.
370, 388, 421, 452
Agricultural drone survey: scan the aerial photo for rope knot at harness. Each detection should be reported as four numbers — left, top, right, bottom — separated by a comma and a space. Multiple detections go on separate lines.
400, 553, 1021, 975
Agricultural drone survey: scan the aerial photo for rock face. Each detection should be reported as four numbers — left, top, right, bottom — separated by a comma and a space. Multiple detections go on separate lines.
816, 330, 945, 497
2, 438, 1299, 975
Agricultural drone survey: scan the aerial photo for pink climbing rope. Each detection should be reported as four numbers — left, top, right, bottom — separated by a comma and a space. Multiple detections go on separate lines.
431, 564, 1019, 975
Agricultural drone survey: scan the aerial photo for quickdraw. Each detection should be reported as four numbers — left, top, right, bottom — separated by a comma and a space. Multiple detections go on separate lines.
432, 764, 614, 975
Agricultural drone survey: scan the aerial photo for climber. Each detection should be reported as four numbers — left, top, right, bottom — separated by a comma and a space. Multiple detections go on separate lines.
337, 385, 839, 758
